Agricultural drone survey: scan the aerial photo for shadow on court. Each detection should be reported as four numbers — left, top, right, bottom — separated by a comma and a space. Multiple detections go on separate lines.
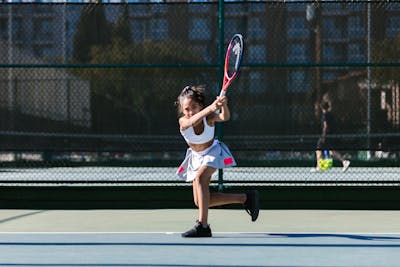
0, 210, 46, 225
268, 233, 400, 242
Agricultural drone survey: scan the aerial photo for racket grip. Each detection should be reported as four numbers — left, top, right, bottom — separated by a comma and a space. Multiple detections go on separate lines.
219, 90, 226, 97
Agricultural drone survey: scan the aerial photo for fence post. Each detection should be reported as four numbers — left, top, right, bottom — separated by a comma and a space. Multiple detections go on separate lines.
217, 0, 225, 192
367, 2, 372, 159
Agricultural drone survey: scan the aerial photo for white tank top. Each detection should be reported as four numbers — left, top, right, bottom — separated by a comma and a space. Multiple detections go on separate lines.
180, 117, 215, 144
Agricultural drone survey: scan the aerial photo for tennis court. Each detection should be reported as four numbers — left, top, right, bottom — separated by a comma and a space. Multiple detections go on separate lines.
1, 209, 400, 267
1, 1, 400, 266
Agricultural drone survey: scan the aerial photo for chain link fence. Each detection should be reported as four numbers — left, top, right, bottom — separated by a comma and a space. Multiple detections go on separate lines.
0, 1, 399, 185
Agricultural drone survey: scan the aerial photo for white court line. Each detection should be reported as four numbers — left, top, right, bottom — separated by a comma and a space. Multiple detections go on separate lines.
0, 231, 399, 235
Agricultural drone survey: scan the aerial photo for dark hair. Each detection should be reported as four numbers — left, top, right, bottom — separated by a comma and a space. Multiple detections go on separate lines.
320, 100, 331, 111
175, 85, 206, 115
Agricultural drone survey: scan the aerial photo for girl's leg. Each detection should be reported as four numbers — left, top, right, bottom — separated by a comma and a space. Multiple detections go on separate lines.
183, 166, 260, 237
329, 150, 343, 161
330, 150, 344, 161
315, 150, 322, 169
194, 180, 246, 208
193, 166, 215, 225
330, 150, 350, 172
193, 166, 247, 216
209, 192, 246, 207
192, 182, 198, 208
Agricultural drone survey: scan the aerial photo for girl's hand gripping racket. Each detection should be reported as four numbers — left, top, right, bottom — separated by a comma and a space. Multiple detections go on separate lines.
220, 34, 244, 97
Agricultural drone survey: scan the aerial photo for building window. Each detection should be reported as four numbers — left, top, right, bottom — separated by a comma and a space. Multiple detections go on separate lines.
323, 72, 336, 81
248, 44, 266, 64
323, 44, 344, 63
11, 18, 22, 41
287, 16, 308, 39
323, 17, 346, 40
151, 4, 167, 14
386, 2, 400, 11
288, 71, 308, 93
287, 4, 307, 12
151, 18, 168, 41
36, 4, 53, 12
33, 45, 55, 58
249, 71, 266, 94
249, 3, 265, 12
33, 19, 53, 40
386, 16, 400, 38
189, 3, 211, 12
348, 4, 364, 12
248, 17, 265, 41
131, 20, 145, 42
189, 18, 211, 40
348, 16, 365, 39
348, 43, 365, 62
224, 18, 240, 40
225, 3, 245, 13
129, 4, 149, 13
288, 43, 307, 63
329, 3, 348, 11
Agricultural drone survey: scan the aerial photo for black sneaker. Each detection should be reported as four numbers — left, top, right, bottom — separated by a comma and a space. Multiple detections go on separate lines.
244, 190, 260, 222
181, 220, 212, 238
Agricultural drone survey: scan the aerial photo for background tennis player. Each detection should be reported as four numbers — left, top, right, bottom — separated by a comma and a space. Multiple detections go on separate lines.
312, 100, 350, 172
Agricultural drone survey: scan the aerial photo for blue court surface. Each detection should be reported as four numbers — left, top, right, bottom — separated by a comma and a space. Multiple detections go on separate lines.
0, 232, 399, 267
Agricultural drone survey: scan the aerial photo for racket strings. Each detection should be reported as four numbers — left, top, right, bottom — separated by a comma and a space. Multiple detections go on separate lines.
226, 36, 243, 78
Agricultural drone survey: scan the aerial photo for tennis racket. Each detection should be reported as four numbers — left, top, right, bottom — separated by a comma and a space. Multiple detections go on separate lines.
219, 34, 244, 97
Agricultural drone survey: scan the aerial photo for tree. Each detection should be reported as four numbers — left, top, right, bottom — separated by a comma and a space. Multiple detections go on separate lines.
372, 34, 400, 83
72, 4, 112, 63
88, 40, 204, 134
70, 6, 206, 134
113, 4, 132, 44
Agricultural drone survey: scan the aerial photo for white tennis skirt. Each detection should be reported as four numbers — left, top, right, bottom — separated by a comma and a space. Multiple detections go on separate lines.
176, 139, 237, 182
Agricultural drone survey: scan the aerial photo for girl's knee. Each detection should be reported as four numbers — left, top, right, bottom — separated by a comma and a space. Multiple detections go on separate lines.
195, 167, 215, 184
195, 174, 211, 186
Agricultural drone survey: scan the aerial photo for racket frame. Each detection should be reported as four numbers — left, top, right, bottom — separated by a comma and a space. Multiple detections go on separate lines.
220, 34, 243, 96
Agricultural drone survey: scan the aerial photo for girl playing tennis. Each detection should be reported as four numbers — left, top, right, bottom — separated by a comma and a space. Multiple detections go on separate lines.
175, 85, 259, 238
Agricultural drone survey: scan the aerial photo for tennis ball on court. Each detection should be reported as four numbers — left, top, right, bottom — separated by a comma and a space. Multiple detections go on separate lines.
318, 158, 333, 171
326, 159, 333, 170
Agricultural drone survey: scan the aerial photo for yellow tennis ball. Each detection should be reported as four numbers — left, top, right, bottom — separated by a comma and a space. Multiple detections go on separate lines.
318, 159, 333, 171
318, 159, 327, 170
327, 158, 333, 169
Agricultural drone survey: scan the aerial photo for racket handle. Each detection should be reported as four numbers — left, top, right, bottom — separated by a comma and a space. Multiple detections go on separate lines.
219, 90, 226, 97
